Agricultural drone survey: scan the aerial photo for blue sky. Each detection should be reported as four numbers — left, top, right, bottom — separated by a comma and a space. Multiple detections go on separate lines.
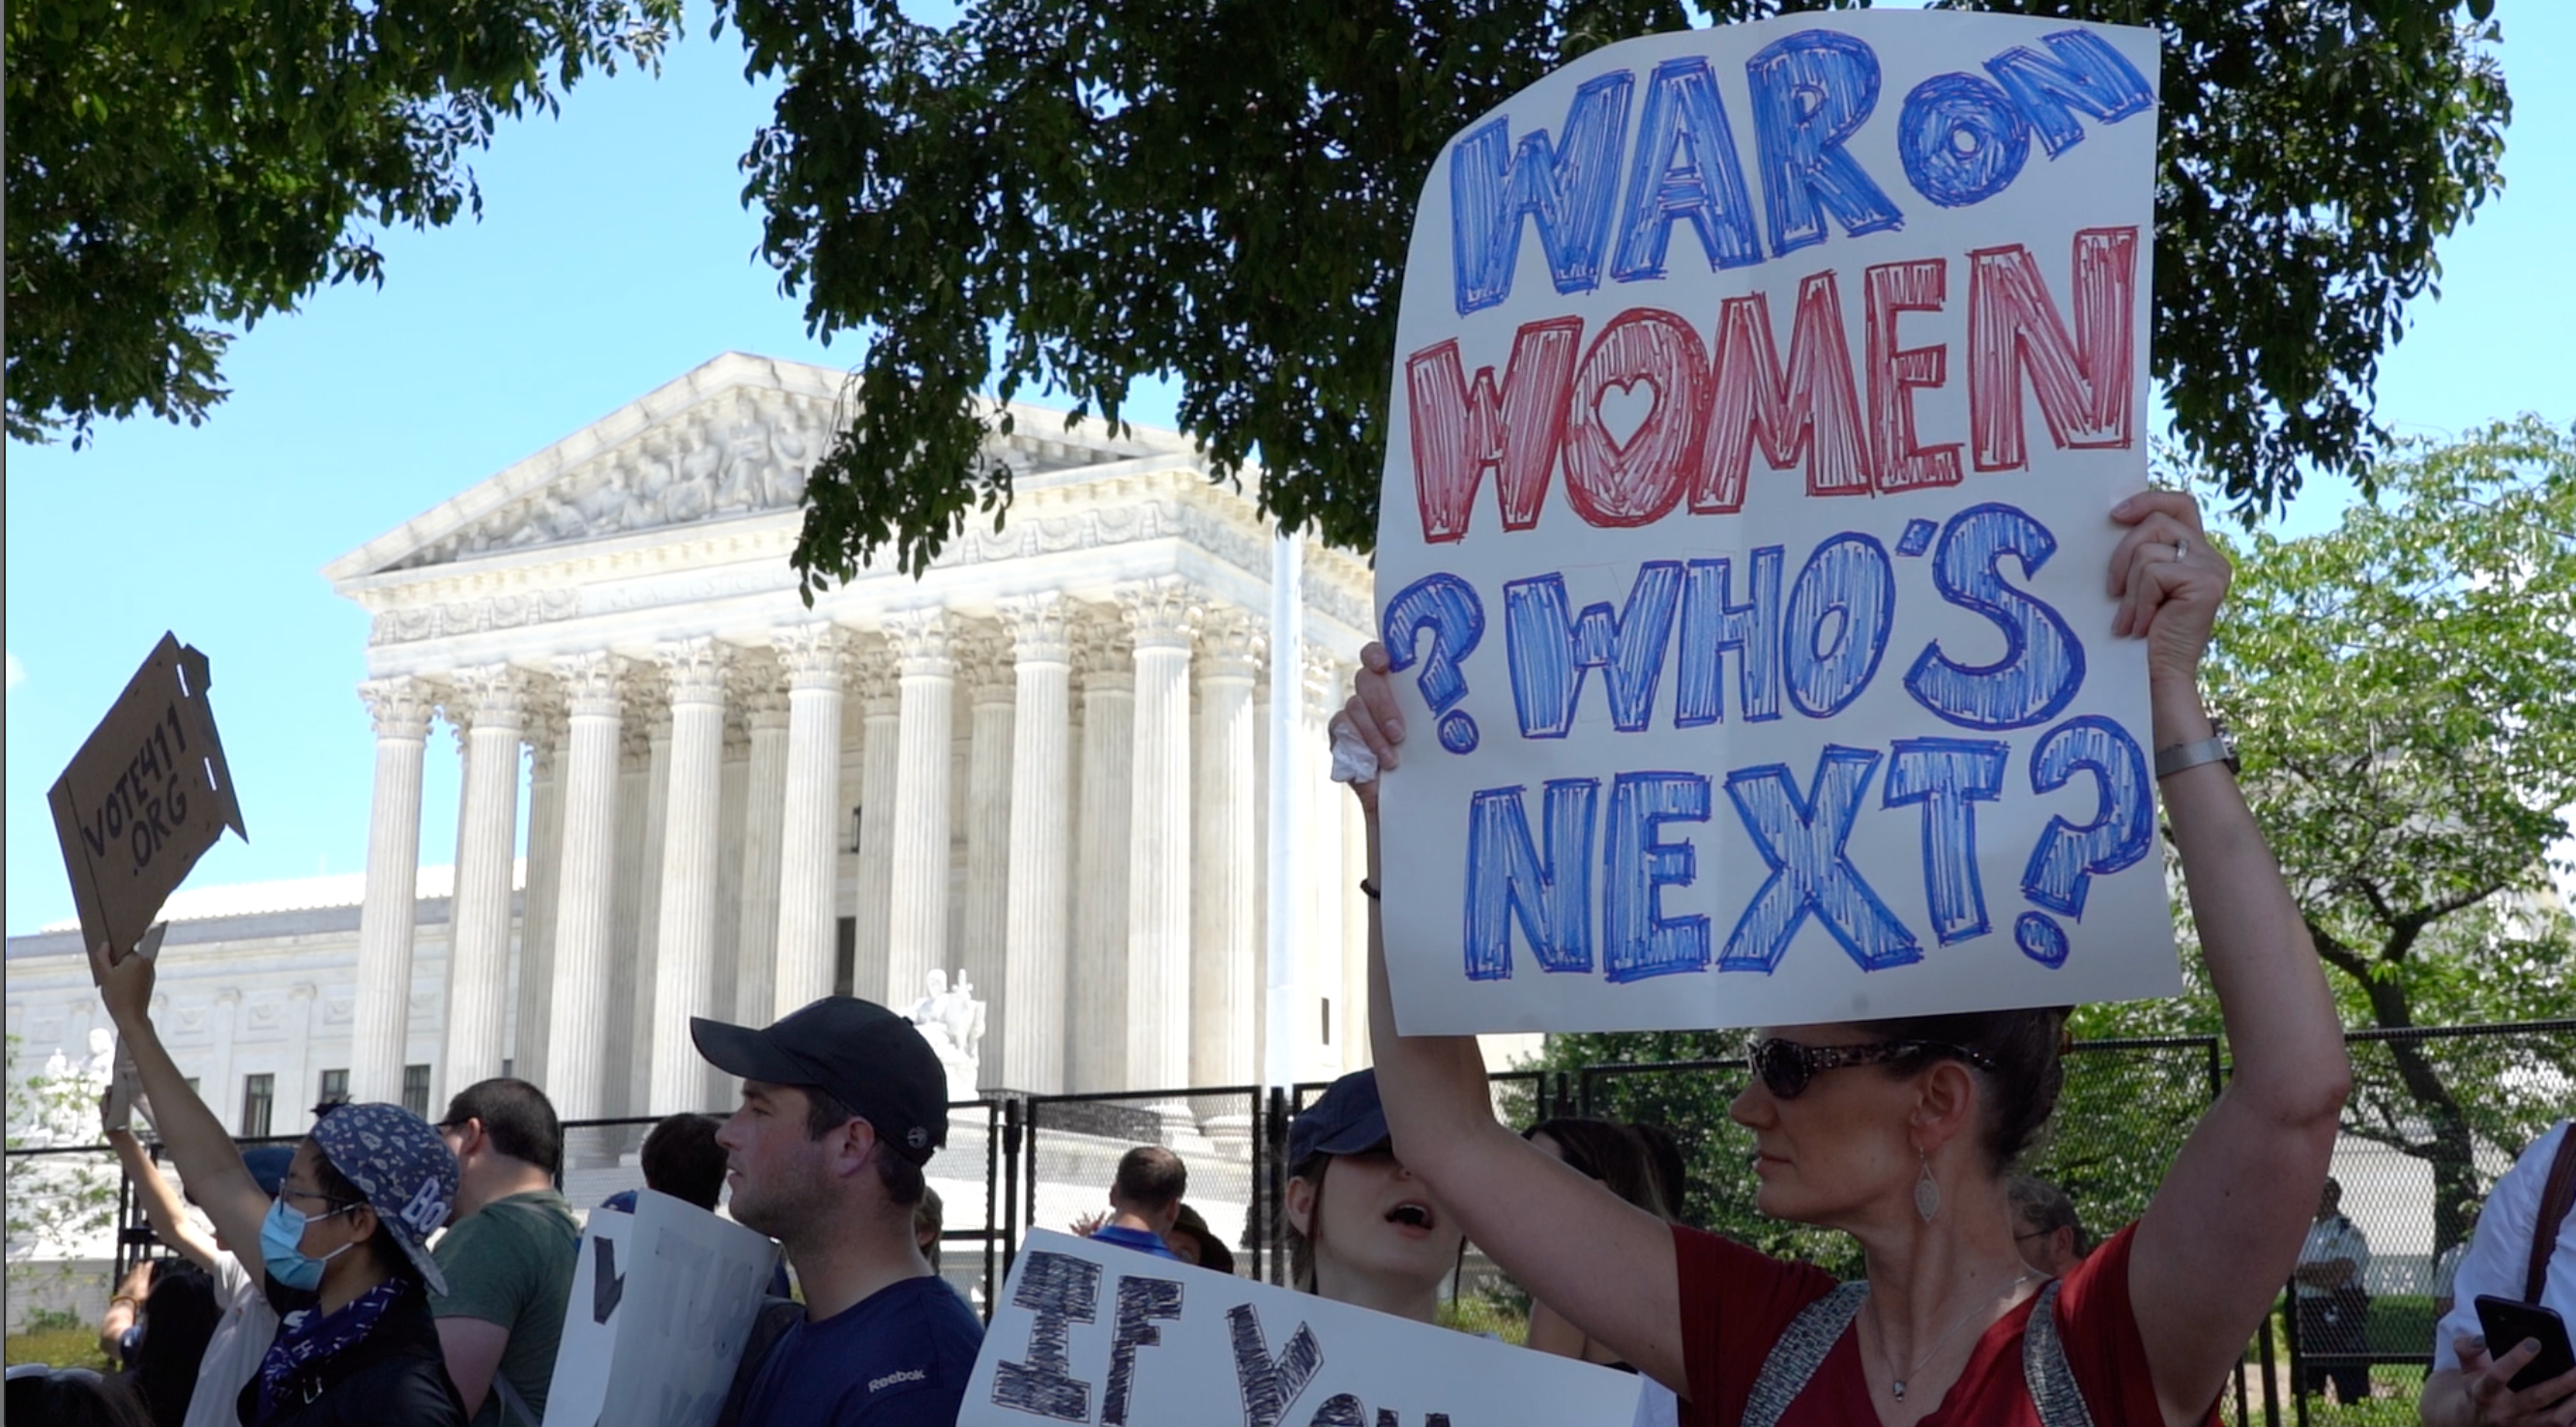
7, 4, 2571, 935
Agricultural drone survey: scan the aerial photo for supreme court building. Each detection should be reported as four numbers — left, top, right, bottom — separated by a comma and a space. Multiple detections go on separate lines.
7, 353, 1401, 1150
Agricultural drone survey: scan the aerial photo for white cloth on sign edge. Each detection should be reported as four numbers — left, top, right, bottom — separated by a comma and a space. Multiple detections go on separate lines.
1329, 718, 1379, 785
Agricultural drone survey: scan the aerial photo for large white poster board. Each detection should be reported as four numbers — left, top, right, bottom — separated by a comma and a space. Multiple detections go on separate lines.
541, 1191, 781, 1427
1373, 12, 2175, 1034
962, 1231, 1641, 1427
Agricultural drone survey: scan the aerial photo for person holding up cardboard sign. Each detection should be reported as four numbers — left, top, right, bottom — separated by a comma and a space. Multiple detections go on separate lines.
1337, 492, 2352, 1427
689, 996, 984, 1426
91, 937, 469, 1427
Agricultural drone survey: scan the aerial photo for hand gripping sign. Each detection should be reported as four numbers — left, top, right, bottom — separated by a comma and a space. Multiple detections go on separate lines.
48, 634, 248, 965
962, 1231, 1641, 1427
1372, 12, 2179, 1034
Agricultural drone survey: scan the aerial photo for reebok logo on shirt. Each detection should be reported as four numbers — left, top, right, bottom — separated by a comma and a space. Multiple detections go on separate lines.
868, 1368, 926, 1393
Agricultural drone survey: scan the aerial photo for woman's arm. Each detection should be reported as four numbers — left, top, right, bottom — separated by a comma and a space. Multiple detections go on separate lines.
104, 1122, 220, 1271
89, 939, 273, 1259
2112, 493, 2354, 1425
1345, 655, 1688, 1391
99, 1259, 153, 1361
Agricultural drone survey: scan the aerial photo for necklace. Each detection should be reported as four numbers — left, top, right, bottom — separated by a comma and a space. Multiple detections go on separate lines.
1872, 1269, 2036, 1402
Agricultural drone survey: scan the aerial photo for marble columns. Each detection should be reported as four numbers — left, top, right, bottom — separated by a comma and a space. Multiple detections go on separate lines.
650, 639, 730, 1114
1192, 611, 1262, 1108
208, 991, 241, 1129
959, 629, 1015, 1081
514, 698, 567, 1086
351, 678, 434, 1104
998, 595, 1073, 1093
734, 676, 793, 1026
1123, 580, 1200, 1099
771, 623, 848, 1016
547, 654, 625, 1142
850, 654, 900, 1004
1303, 652, 1349, 1072
1068, 617, 1134, 1092
881, 610, 955, 1013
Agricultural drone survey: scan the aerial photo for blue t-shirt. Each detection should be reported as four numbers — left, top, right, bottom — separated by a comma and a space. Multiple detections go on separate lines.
736, 1274, 981, 1427
1088, 1224, 1184, 1261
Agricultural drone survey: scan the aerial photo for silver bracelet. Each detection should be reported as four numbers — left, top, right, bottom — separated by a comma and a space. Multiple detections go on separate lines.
2154, 735, 2238, 779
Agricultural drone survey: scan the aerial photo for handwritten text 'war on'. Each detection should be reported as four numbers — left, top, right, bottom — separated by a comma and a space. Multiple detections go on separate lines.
1413, 27, 2152, 545
1380, 504, 2153, 985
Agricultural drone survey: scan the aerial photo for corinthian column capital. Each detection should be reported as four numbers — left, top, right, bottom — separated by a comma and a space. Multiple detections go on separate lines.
773, 621, 852, 691
449, 664, 531, 730
879, 608, 953, 676
656, 637, 731, 707
997, 592, 1074, 665
553, 653, 626, 719
359, 677, 435, 741
1117, 577, 1205, 652
1197, 607, 1267, 683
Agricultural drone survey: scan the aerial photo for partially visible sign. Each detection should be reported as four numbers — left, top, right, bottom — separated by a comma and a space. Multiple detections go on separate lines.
542, 1190, 780, 1427
49, 635, 246, 961
961, 1230, 1642, 1427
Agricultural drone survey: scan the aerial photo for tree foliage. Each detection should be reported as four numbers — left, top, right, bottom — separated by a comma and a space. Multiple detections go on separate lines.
2195, 416, 2576, 1255
716, 0, 2508, 583
5, 0, 685, 446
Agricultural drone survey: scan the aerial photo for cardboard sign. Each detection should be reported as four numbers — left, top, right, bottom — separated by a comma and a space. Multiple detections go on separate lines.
541, 1191, 781, 1427
962, 1230, 1641, 1427
1372, 12, 2178, 1034
49, 634, 246, 961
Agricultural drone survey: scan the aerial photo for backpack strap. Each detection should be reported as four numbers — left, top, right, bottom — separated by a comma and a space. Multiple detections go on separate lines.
1742, 1281, 1868, 1427
2528, 1121, 2576, 1305
2022, 1279, 2097, 1427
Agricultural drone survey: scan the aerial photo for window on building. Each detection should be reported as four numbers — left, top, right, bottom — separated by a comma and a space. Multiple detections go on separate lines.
317, 1068, 348, 1106
502, 1059, 514, 1080
241, 1074, 275, 1139
1321, 997, 1332, 1047
834, 917, 857, 998
849, 804, 864, 854
401, 1064, 431, 1120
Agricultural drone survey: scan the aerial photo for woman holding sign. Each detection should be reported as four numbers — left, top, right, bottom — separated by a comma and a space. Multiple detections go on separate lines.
1337, 492, 2350, 1427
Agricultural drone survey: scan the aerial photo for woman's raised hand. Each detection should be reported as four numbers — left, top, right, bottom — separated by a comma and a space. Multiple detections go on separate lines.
2109, 489, 2230, 690
1336, 641, 1405, 816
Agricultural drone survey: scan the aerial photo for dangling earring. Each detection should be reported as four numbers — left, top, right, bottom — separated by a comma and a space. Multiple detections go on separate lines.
1914, 1145, 1941, 1224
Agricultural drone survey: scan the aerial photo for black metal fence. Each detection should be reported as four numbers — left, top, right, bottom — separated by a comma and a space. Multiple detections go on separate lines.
13, 1020, 2571, 1424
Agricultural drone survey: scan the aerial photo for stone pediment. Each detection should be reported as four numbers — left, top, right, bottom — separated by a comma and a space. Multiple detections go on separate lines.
326, 353, 1172, 581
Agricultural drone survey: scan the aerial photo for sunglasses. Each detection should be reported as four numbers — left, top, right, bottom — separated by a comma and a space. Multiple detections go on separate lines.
1743, 1036, 2000, 1099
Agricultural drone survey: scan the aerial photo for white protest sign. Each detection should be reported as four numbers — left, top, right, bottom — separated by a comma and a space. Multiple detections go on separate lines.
541, 1191, 780, 1427
1374, 11, 2176, 1034
962, 1231, 1640, 1427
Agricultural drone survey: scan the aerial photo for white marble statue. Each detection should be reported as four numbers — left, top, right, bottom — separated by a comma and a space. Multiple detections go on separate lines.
905, 969, 988, 1102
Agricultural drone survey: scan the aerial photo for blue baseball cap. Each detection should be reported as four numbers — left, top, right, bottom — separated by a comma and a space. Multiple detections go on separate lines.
1290, 1069, 1391, 1163
308, 1102, 458, 1295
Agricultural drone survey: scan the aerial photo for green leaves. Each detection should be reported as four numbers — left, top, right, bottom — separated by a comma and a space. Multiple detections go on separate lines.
727, 0, 2509, 577
4, 0, 686, 446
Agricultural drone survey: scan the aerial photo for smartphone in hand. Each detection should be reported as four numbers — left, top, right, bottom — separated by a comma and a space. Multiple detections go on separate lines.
2474, 1296, 2576, 1392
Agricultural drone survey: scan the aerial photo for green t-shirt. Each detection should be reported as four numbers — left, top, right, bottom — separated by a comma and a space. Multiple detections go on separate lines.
430, 1187, 580, 1427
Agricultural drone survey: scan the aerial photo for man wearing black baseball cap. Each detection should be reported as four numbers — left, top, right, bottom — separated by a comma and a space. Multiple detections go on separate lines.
691, 997, 981, 1426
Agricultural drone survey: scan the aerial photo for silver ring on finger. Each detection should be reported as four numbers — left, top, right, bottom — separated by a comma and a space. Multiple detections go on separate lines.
2171, 539, 2189, 563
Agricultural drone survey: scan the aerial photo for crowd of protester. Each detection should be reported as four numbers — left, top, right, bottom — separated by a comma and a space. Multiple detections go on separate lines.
20, 492, 2573, 1426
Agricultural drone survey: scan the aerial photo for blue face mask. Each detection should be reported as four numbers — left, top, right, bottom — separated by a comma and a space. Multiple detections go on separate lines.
261, 1196, 357, 1291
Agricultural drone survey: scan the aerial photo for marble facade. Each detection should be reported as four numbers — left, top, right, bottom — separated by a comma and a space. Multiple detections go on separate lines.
8, 353, 1392, 1150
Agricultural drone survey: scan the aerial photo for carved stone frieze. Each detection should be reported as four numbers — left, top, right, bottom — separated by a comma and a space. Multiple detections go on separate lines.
370, 590, 580, 647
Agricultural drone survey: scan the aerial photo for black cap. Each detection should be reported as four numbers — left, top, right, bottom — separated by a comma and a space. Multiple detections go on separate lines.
690, 998, 949, 1164
1289, 1068, 1390, 1163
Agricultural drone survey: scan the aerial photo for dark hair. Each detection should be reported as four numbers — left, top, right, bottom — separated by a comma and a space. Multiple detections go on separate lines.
2006, 1176, 2090, 1256
5, 1369, 155, 1427
1285, 1150, 1332, 1293
803, 1087, 924, 1208
307, 1138, 417, 1285
1111, 1147, 1188, 1213
1172, 1203, 1236, 1276
1630, 1122, 1690, 1226
441, 1078, 564, 1178
130, 1262, 220, 1427
1861, 1006, 2069, 1173
914, 1185, 945, 1269
1525, 1119, 1672, 1220
641, 1114, 728, 1210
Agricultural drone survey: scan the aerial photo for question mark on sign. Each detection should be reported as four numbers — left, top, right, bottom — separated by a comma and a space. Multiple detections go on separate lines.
1381, 573, 1486, 755
2016, 715, 2153, 967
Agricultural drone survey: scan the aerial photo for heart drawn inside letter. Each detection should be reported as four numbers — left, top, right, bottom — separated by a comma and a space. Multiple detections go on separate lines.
1593, 378, 1659, 454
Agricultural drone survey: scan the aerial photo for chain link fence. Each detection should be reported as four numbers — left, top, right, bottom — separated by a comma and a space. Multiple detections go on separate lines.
13, 1020, 2570, 1423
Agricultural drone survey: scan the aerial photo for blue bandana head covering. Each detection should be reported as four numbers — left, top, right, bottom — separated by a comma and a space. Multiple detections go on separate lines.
308, 1101, 457, 1295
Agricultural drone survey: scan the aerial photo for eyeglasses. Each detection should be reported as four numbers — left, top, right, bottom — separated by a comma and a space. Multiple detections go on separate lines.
1743, 1036, 2000, 1100
278, 1183, 363, 1213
